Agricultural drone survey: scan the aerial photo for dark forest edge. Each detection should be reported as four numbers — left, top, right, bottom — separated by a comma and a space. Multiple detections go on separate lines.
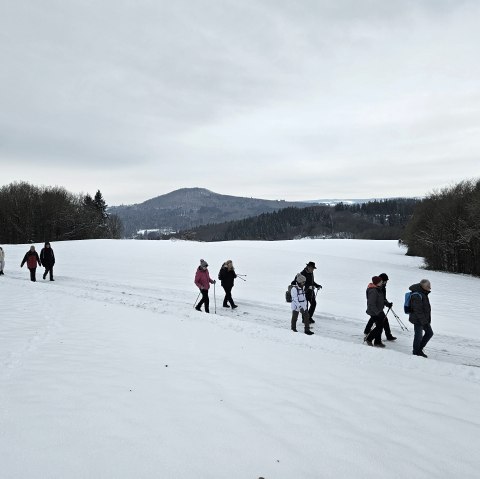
0, 182, 123, 243
161, 198, 420, 242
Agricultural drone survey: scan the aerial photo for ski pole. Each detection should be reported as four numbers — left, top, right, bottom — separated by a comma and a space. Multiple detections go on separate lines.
237, 275, 246, 282
193, 291, 201, 308
214, 282, 217, 314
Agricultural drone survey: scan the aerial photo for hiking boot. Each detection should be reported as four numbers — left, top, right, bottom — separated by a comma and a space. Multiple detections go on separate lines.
386, 336, 397, 341
304, 330, 314, 335
413, 351, 428, 358
223, 304, 230, 308
231, 304, 238, 309
195, 306, 202, 312
43, 273, 46, 280
374, 341, 386, 348
50, 278, 55, 281
291, 327, 297, 332
365, 338, 373, 346
309, 319, 315, 324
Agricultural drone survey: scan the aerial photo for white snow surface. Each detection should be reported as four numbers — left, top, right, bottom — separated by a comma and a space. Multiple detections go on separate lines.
1, 239, 479, 479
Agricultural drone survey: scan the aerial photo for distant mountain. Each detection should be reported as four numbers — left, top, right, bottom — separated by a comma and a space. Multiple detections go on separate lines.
109, 188, 310, 237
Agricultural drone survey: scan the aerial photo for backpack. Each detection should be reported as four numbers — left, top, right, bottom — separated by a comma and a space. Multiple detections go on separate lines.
285, 284, 293, 303
404, 291, 422, 314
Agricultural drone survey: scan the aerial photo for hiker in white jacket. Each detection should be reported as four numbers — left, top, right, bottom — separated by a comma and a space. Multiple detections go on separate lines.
0, 247, 5, 275
291, 273, 314, 335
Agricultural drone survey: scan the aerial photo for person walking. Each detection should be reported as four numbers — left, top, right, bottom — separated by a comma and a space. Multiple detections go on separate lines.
0, 246, 5, 275
291, 273, 314, 335
194, 259, 216, 313
409, 279, 434, 358
363, 273, 396, 341
292, 261, 322, 323
364, 276, 386, 347
20, 245, 41, 282
40, 241, 55, 281
218, 260, 237, 309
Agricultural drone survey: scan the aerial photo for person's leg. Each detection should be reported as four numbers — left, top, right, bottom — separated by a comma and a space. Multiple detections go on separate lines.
412, 323, 424, 354
420, 324, 434, 350
48, 266, 54, 280
291, 311, 299, 331
29, 268, 36, 282
302, 310, 313, 334
308, 292, 317, 319
203, 290, 210, 313
222, 286, 229, 307
364, 317, 375, 335
366, 315, 385, 345
226, 287, 236, 308
383, 317, 396, 340
196, 290, 205, 310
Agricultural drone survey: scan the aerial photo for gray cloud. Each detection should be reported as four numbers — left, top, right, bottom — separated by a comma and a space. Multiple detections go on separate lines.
1, 0, 479, 204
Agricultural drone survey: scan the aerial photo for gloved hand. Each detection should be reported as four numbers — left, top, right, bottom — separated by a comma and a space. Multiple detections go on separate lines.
213, 280, 216, 284
317, 285, 323, 290
387, 301, 393, 308
300, 307, 305, 314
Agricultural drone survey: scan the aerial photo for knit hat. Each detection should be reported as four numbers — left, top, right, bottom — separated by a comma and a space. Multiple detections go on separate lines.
296, 273, 306, 284
379, 273, 389, 281
371, 276, 382, 285
200, 259, 208, 268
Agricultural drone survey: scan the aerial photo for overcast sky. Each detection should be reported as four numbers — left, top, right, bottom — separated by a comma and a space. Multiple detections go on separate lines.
1, 0, 479, 205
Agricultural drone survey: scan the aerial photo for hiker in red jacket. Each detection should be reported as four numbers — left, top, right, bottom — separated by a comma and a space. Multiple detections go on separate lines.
194, 259, 216, 313
20, 245, 42, 282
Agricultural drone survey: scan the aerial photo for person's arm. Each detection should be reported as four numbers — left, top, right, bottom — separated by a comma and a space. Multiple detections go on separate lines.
20, 253, 27, 267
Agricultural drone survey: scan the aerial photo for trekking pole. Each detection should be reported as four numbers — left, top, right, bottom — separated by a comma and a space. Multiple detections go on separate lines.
193, 291, 201, 308
387, 308, 409, 331
214, 282, 217, 314
237, 275, 246, 282
391, 308, 409, 331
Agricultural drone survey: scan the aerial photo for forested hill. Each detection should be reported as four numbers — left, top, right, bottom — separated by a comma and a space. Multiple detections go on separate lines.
166, 198, 419, 241
108, 188, 310, 236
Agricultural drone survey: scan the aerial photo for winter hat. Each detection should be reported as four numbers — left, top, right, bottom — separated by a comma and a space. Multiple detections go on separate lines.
296, 273, 306, 284
200, 259, 208, 268
306, 261, 317, 269
379, 273, 389, 281
371, 276, 382, 285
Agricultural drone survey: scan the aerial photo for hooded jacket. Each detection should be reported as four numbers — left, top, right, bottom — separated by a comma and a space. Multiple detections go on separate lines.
194, 267, 214, 291
408, 283, 431, 325
291, 283, 307, 312
40, 243, 55, 267
366, 283, 385, 317
218, 265, 236, 289
21, 250, 41, 269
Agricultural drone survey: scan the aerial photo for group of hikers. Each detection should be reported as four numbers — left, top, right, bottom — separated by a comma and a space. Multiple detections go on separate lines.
0, 242, 55, 282
194, 258, 434, 358
1, 245, 434, 358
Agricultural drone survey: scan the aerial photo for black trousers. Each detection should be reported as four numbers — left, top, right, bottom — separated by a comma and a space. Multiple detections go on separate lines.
43, 265, 54, 280
197, 289, 210, 313
306, 289, 317, 319
364, 315, 393, 339
365, 314, 385, 343
28, 267, 37, 282
222, 286, 235, 307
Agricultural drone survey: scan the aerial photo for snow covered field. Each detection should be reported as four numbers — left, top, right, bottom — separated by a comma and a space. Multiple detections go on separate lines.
1, 239, 479, 479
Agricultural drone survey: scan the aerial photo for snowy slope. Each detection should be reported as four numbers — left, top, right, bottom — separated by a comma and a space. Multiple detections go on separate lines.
1, 239, 479, 479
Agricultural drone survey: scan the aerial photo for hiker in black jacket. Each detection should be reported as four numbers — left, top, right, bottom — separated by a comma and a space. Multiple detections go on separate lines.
409, 280, 433, 358
364, 276, 386, 347
40, 242, 55, 281
291, 261, 322, 323
364, 273, 396, 341
218, 260, 237, 309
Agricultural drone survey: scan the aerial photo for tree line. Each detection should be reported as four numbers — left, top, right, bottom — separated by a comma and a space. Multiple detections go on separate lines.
0, 182, 123, 244
165, 198, 419, 242
402, 179, 480, 276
